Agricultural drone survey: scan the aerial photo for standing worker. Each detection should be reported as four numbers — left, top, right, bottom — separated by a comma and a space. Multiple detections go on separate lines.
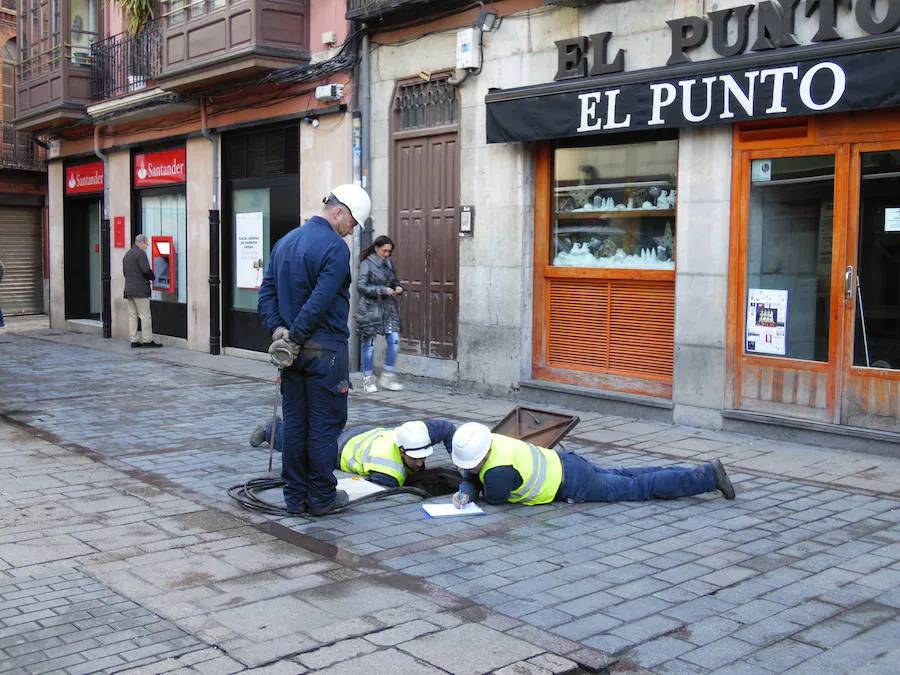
450, 422, 736, 508
123, 234, 162, 348
258, 184, 371, 516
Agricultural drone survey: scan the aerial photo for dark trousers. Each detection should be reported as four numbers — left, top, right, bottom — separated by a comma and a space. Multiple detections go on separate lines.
280, 343, 349, 512
560, 452, 716, 502
267, 423, 374, 457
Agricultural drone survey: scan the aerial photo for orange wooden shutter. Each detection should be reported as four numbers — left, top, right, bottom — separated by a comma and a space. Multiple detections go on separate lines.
547, 278, 674, 382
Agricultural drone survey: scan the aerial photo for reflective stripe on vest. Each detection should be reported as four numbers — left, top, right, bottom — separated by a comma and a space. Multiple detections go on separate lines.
478, 433, 562, 505
511, 443, 546, 503
339, 427, 407, 485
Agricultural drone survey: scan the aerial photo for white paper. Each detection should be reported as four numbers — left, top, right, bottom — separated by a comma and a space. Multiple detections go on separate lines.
336, 477, 385, 501
885, 208, 900, 232
746, 288, 788, 356
236, 212, 265, 290
421, 502, 485, 518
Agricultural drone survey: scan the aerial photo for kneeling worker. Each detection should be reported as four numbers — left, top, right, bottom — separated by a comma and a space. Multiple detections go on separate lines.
252, 418, 456, 487
450, 422, 735, 508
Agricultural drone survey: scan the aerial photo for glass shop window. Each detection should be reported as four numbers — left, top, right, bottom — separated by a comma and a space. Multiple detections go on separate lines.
552, 139, 678, 269
746, 155, 835, 362
140, 192, 187, 304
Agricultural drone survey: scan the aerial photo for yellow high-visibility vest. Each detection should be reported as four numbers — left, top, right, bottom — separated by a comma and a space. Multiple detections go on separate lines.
479, 433, 562, 505
339, 427, 406, 485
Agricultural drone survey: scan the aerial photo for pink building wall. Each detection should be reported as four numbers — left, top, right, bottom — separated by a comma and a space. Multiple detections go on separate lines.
310, 0, 349, 51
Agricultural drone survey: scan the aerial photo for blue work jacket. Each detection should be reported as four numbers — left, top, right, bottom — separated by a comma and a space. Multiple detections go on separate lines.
258, 216, 352, 347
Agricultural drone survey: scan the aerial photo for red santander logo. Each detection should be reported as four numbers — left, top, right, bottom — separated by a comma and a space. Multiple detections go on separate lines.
134, 148, 186, 187
65, 162, 104, 195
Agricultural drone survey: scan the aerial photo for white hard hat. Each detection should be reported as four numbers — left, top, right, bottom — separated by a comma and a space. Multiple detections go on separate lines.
452, 422, 493, 469
329, 184, 371, 225
395, 421, 434, 459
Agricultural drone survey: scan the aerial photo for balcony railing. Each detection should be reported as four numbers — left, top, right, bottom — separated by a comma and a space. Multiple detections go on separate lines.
1, 0, 16, 10
91, 22, 162, 101
0, 122, 46, 171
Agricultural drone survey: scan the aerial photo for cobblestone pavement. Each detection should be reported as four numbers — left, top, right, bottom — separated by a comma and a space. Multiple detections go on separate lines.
1, 325, 900, 673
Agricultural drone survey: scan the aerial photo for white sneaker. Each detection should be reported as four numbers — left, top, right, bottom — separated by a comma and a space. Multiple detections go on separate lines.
379, 372, 404, 391
363, 375, 378, 393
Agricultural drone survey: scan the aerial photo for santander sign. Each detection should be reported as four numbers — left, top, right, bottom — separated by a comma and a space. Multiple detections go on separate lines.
134, 148, 186, 187
65, 162, 104, 195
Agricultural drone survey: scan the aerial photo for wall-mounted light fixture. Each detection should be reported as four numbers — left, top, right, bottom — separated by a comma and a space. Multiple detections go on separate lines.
475, 9, 498, 32
303, 117, 320, 127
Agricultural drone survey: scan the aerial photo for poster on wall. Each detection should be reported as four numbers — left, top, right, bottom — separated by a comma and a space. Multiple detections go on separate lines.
746, 289, 788, 356
236, 212, 265, 290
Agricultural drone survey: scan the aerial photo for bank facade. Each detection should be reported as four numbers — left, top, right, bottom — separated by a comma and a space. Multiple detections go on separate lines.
17, 0, 354, 354
361, 0, 900, 452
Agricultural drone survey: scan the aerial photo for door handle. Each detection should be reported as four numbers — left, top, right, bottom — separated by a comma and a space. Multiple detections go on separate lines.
845, 266, 854, 301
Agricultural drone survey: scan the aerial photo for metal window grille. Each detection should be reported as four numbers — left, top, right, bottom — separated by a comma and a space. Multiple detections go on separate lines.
0, 121, 46, 170
394, 78, 456, 131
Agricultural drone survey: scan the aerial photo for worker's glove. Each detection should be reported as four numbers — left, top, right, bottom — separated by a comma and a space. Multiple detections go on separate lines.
269, 337, 300, 368
272, 326, 290, 342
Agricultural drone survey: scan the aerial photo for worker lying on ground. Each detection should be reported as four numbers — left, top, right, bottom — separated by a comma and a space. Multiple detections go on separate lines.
450, 422, 736, 508
251, 418, 457, 488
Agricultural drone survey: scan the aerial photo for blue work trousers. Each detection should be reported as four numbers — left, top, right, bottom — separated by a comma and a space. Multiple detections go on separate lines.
360, 331, 400, 376
280, 342, 349, 512
559, 452, 716, 502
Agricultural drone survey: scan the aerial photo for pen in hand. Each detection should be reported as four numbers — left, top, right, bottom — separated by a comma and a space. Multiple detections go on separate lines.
456, 485, 464, 509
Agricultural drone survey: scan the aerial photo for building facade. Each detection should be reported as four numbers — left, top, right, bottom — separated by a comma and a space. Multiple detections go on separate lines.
356, 0, 900, 452
0, 0, 47, 318
17, 0, 354, 353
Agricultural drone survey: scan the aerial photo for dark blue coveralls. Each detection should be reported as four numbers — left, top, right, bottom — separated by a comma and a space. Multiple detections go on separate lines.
258, 215, 352, 513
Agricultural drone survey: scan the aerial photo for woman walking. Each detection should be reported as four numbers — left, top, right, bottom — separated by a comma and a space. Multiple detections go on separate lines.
356, 235, 404, 393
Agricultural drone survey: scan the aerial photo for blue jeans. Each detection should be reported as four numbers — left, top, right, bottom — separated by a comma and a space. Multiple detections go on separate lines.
280, 342, 349, 512
559, 452, 716, 502
360, 331, 400, 376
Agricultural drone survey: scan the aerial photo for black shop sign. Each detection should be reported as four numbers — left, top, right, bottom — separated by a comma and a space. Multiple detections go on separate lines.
486, 41, 900, 143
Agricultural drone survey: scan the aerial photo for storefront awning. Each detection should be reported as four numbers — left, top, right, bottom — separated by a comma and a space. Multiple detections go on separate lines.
486, 33, 900, 143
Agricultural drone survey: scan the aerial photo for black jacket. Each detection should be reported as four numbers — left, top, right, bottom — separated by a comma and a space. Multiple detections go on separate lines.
123, 246, 155, 298
355, 254, 401, 336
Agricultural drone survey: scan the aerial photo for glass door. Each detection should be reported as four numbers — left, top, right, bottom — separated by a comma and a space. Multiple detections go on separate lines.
735, 146, 849, 422
841, 144, 900, 432
223, 177, 299, 352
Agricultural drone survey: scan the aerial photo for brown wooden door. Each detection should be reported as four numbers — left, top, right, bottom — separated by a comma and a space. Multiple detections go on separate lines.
392, 129, 459, 359
840, 141, 900, 432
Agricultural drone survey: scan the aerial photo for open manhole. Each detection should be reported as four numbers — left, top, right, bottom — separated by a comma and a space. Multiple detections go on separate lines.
405, 467, 462, 496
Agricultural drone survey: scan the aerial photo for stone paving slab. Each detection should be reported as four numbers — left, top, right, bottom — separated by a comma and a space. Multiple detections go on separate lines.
3, 330, 900, 673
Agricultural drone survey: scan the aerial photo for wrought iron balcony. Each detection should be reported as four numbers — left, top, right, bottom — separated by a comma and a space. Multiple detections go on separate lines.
1, 0, 16, 10
0, 121, 46, 171
91, 23, 163, 101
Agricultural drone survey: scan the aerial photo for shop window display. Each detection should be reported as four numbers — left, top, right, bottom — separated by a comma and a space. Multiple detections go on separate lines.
552, 139, 678, 269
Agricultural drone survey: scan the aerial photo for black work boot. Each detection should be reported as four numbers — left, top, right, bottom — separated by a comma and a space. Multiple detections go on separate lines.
711, 460, 736, 500
308, 489, 350, 516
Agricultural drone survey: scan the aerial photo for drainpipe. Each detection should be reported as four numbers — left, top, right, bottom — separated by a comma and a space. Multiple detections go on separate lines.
94, 125, 112, 339
359, 28, 372, 252
201, 97, 221, 355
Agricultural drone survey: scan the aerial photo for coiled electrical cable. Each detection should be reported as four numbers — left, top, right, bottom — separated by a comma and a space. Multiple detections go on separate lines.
227, 477, 431, 516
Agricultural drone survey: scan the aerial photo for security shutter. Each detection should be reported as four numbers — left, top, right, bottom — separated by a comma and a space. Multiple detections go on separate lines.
0, 206, 43, 315
546, 277, 674, 381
